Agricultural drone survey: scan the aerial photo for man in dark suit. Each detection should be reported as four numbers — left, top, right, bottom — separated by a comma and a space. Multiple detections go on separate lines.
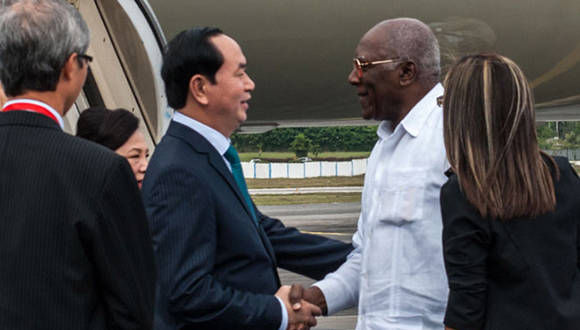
0, 1, 155, 329
142, 27, 353, 330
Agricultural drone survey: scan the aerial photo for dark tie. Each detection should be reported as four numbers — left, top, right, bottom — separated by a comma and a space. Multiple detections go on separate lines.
224, 145, 257, 225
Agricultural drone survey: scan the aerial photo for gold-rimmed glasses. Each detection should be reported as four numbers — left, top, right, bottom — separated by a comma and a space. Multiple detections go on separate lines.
352, 57, 401, 78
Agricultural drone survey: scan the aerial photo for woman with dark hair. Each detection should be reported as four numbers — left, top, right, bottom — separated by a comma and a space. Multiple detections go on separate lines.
77, 106, 149, 188
440, 53, 580, 330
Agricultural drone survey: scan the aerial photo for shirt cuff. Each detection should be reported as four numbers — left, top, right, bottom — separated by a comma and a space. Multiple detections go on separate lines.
275, 296, 288, 330
314, 278, 352, 316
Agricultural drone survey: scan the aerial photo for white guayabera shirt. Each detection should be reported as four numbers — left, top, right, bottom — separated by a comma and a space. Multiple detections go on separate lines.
315, 83, 449, 330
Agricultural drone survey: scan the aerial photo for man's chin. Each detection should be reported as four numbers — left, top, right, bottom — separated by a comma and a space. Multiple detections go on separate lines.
237, 114, 247, 125
361, 108, 375, 120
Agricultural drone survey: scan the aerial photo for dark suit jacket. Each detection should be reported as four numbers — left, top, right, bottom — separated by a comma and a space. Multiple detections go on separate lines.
0, 111, 156, 330
441, 156, 580, 330
142, 121, 353, 330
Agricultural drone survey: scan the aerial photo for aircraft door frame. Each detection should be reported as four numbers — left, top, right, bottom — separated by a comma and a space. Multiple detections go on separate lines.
65, 0, 169, 152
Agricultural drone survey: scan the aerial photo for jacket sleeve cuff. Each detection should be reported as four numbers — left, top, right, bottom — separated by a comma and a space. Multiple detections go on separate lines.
275, 296, 288, 330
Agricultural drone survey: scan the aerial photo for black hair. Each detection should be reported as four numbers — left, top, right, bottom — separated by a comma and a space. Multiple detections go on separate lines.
161, 26, 223, 110
76, 106, 139, 151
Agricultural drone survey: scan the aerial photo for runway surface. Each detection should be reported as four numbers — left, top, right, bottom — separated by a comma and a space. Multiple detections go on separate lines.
260, 202, 360, 330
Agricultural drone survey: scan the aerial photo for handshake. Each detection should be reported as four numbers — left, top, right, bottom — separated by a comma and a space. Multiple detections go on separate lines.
276, 284, 328, 330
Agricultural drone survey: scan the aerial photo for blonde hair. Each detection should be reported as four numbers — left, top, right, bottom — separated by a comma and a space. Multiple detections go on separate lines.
443, 53, 558, 219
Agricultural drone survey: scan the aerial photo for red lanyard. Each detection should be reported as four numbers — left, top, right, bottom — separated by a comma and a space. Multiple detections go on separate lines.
2, 102, 60, 125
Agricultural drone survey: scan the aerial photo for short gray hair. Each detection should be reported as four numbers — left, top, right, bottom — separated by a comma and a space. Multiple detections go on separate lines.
383, 18, 441, 85
0, 0, 90, 96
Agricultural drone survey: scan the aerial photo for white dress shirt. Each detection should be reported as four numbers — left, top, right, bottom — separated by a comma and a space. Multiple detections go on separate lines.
315, 83, 449, 330
172, 111, 289, 330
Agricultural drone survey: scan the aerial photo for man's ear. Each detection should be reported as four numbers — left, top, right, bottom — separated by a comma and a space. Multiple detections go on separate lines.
399, 61, 417, 87
61, 53, 80, 81
189, 74, 209, 105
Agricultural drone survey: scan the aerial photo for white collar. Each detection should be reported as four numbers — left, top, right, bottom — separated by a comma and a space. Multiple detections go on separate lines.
172, 111, 231, 155
3, 98, 64, 129
400, 83, 443, 137
377, 83, 443, 140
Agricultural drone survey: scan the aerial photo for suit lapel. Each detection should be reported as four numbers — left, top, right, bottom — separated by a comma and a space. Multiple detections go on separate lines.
166, 121, 257, 227
206, 153, 277, 264
207, 151, 257, 226
167, 122, 279, 266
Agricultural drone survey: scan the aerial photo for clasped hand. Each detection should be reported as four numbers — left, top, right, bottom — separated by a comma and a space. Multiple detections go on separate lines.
276, 285, 321, 330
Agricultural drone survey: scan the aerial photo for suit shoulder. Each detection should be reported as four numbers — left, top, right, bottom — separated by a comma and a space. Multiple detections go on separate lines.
148, 135, 207, 172
64, 133, 121, 161
552, 156, 576, 175
551, 157, 580, 194
58, 133, 129, 182
143, 136, 212, 191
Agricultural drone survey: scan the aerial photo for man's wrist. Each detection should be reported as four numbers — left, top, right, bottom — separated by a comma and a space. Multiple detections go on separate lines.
306, 286, 328, 316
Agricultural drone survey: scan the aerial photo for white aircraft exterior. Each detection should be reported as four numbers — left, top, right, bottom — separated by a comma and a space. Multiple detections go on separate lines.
62, 0, 580, 148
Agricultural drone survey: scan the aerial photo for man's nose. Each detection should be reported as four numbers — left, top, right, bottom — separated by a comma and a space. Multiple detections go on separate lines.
348, 68, 360, 85
140, 158, 148, 173
245, 74, 255, 91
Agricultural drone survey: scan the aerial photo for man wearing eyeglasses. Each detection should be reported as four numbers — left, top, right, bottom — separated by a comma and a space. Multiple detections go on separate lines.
290, 18, 449, 329
0, 1, 155, 329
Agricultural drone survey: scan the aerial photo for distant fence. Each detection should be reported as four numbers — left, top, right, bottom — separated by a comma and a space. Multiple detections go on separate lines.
242, 159, 368, 179
543, 149, 580, 161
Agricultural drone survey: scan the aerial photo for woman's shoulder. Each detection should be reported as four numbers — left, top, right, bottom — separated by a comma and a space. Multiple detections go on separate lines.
441, 171, 461, 198
551, 156, 579, 181
550, 158, 580, 206
440, 171, 483, 220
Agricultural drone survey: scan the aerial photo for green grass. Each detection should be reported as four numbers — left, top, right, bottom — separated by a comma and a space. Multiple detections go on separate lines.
239, 151, 370, 162
253, 193, 361, 206
310, 151, 370, 158
239, 152, 294, 161
247, 175, 364, 189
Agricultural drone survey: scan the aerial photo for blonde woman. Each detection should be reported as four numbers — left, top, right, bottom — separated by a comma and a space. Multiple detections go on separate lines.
440, 53, 580, 330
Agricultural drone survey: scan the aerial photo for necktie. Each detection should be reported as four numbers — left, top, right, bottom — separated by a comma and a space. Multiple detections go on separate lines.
224, 145, 257, 225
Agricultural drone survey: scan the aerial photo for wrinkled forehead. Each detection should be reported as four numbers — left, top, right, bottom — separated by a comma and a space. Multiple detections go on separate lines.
355, 27, 393, 59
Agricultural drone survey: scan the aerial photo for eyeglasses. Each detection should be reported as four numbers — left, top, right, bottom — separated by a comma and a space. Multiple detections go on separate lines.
352, 57, 401, 78
78, 54, 93, 63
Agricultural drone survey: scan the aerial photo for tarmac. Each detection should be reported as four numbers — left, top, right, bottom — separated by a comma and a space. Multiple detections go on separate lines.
263, 203, 360, 330
250, 189, 363, 328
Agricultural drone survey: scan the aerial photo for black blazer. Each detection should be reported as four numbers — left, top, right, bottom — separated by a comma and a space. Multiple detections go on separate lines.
441, 156, 580, 330
142, 121, 353, 330
0, 111, 156, 330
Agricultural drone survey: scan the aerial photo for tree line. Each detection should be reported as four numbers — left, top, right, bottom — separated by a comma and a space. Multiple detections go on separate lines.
231, 121, 580, 155
538, 121, 580, 150
231, 126, 379, 153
